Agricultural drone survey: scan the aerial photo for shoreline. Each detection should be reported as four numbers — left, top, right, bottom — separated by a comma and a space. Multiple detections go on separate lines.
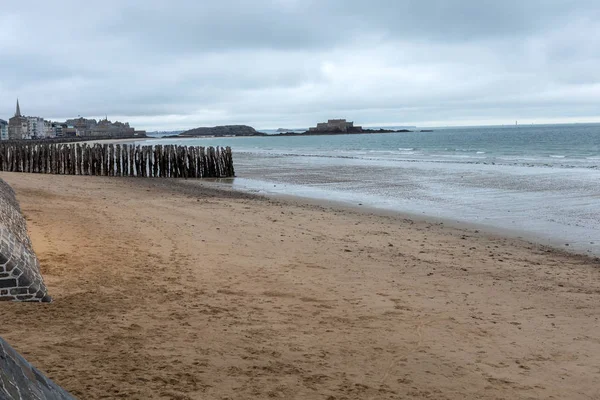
123, 133, 600, 258
273, 192, 600, 258
182, 177, 600, 259
0, 173, 598, 399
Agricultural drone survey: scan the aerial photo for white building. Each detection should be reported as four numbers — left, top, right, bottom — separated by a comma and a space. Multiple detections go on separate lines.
0, 120, 8, 140
44, 120, 56, 138
27, 116, 45, 139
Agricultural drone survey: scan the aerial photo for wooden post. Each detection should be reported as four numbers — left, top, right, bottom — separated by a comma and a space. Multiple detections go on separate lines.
101, 144, 106, 176
67, 144, 71, 174
142, 146, 147, 177
44, 144, 48, 174
40, 144, 44, 174
172, 145, 178, 178
88, 144, 93, 175
90, 145, 94, 176
56, 144, 60, 174
160, 145, 166, 178
189, 146, 196, 178
130, 145, 134, 177
56, 144, 61, 174
31, 145, 36, 173
124, 144, 129, 177
89, 145, 94, 176
92, 145, 98, 176
145, 146, 150, 177
139, 146, 144, 177
165, 145, 171, 178
30, 145, 35, 173
107, 144, 112, 176
24, 145, 29, 173
83, 144, 89, 175
136, 146, 144, 178
153, 146, 158, 177
120, 144, 125, 177
57, 145, 61, 174
163, 145, 169, 178
71, 145, 76, 175
183, 147, 189, 179
32, 145, 35, 173
64, 144, 68, 175
133, 146, 138, 177
28, 145, 32, 173
175, 146, 181, 178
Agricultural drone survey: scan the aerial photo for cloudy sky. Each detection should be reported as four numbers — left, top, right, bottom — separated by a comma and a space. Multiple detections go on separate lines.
1, 0, 599, 130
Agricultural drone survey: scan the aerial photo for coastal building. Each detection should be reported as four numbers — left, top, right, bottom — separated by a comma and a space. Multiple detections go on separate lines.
27, 116, 46, 138
7, 100, 54, 139
309, 119, 361, 133
62, 127, 77, 137
8, 100, 29, 140
0, 119, 8, 140
44, 120, 56, 138
65, 116, 144, 137
51, 122, 67, 137
6, 99, 145, 139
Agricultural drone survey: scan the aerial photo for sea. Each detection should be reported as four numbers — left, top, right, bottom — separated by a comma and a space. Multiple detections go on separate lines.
139, 124, 600, 256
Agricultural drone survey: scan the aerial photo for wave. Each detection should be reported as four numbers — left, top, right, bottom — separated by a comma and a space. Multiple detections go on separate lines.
550, 155, 566, 158
237, 150, 599, 169
444, 148, 482, 152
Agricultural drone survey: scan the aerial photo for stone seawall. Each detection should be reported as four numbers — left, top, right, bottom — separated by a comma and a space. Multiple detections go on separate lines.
0, 337, 75, 399
0, 179, 50, 302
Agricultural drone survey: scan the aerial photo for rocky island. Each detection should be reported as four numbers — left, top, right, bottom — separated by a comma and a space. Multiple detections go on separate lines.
170, 125, 267, 138
167, 120, 419, 138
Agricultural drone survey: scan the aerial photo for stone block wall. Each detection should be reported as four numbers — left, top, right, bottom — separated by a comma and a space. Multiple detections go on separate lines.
0, 179, 51, 302
0, 336, 75, 399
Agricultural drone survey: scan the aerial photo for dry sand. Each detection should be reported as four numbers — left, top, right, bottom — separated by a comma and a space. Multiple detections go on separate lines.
0, 172, 599, 400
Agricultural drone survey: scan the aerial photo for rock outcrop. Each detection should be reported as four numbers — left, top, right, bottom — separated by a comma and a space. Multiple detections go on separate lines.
0, 336, 75, 399
179, 125, 265, 137
0, 179, 51, 302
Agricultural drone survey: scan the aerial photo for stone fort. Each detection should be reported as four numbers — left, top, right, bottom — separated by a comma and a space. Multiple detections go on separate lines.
309, 119, 362, 133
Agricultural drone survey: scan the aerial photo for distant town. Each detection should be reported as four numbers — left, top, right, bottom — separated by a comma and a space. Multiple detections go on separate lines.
0, 102, 425, 142
0, 99, 146, 140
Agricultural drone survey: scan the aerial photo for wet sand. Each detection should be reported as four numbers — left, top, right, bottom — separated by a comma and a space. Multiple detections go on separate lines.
0, 173, 598, 399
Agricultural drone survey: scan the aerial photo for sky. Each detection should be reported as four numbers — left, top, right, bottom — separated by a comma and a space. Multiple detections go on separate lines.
1, 0, 599, 131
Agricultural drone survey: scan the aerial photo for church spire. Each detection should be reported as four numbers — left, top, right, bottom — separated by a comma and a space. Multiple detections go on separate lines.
15, 99, 21, 117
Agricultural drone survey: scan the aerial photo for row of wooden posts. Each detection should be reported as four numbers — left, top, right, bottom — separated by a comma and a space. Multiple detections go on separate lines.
0, 143, 235, 178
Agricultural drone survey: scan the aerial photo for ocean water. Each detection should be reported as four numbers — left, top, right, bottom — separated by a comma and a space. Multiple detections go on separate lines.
137, 124, 600, 255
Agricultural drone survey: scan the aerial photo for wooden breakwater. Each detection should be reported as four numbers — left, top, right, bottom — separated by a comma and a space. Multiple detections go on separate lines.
0, 143, 234, 178
0, 135, 146, 146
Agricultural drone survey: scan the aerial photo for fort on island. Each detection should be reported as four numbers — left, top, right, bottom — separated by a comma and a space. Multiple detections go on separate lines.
309, 119, 362, 133
4, 99, 146, 140
300, 119, 412, 135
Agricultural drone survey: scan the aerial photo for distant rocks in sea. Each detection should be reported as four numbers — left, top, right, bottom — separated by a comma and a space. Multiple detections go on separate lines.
177, 125, 266, 138
169, 120, 425, 139
276, 128, 304, 133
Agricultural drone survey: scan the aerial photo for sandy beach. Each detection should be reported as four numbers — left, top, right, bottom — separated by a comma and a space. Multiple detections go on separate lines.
0, 172, 598, 399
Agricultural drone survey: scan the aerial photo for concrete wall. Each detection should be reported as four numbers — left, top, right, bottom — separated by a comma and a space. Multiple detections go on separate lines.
0, 179, 51, 302
0, 336, 75, 399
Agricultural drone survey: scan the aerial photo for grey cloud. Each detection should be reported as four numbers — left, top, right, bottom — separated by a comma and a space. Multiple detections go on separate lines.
1, 0, 600, 130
